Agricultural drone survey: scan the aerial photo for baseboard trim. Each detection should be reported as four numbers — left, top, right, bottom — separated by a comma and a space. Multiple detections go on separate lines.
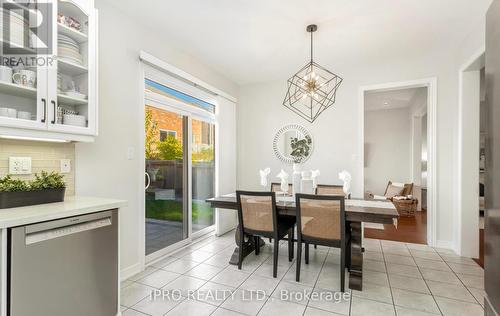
120, 262, 142, 281
435, 240, 455, 251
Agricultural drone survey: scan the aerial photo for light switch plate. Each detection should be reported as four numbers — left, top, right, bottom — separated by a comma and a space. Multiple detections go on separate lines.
60, 159, 71, 173
9, 157, 32, 175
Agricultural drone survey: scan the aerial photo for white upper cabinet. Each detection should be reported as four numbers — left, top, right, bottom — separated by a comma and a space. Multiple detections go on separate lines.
0, 0, 97, 142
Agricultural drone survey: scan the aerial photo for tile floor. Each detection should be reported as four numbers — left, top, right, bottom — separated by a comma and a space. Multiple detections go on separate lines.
121, 231, 485, 316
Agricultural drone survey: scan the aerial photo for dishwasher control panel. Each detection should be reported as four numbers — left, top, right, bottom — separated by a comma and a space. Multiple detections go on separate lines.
25, 218, 112, 245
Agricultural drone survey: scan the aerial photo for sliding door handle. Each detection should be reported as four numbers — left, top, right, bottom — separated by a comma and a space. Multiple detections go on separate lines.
41, 98, 46, 123
50, 100, 56, 124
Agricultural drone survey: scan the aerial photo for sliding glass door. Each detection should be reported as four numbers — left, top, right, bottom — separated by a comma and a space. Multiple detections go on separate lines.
192, 119, 216, 234
144, 74, 216, 259
145, 106, 188, 255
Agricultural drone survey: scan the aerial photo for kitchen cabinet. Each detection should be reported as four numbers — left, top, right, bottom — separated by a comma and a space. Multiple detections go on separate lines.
0, 0, 98, 142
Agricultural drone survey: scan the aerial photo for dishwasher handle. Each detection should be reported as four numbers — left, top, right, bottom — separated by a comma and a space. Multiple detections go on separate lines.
25, 217, 112, 245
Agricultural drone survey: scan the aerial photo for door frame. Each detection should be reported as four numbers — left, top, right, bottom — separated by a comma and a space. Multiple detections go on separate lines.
359, 77, 438, 247
457, 47, 485, 257
140, 65, 218, 264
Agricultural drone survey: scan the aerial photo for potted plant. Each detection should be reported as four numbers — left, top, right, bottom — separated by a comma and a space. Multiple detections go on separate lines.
0, 171, 66, 209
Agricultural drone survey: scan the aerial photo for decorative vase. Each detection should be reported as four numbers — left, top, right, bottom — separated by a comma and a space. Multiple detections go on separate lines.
292, 163, 302, 196
301, 170, 314, 194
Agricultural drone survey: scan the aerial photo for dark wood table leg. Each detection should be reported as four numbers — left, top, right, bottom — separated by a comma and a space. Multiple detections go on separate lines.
229, 225, 265, 265
348, 221, 363, 290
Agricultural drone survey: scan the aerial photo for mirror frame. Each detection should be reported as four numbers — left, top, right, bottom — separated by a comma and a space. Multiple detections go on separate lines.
272, 124, 313, 164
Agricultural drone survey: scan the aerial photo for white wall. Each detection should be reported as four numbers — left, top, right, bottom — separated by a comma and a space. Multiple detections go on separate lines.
364, 107, 411, 195
75, 0, 238, 275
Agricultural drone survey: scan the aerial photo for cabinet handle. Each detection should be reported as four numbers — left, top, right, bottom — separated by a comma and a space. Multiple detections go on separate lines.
50, 100, 57, 124
41, 98, 46, 123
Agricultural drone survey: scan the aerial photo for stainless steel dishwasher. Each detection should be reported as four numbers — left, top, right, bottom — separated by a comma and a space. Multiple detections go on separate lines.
8, 210, 118, 316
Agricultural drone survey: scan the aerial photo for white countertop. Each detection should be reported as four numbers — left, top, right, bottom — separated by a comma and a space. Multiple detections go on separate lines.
0, 196, 127, 228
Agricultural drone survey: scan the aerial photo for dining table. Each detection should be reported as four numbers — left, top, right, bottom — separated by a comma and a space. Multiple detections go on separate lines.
206, 194, 399, 291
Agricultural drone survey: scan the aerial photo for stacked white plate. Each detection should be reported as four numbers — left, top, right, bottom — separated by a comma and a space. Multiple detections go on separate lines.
58, 34, 82, 65
0, 8, 29, 47
63, 114, 86, 127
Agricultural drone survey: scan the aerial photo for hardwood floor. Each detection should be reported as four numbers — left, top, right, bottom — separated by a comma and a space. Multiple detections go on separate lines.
364, 210, 427, 244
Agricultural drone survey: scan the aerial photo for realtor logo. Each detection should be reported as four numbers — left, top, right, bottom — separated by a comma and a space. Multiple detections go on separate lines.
1, 1, 53, 56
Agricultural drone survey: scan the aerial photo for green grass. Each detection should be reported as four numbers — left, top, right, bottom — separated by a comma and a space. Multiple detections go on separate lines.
146, 195, 214, 226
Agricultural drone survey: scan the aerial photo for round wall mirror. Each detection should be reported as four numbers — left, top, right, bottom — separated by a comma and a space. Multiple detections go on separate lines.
273, 124, 313, 164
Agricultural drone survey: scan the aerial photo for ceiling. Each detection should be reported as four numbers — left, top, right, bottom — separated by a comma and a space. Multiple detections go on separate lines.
106, 0, 492, 85
365, 87, 426, 111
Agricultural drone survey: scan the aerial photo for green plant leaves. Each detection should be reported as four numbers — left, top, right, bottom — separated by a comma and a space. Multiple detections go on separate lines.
0, 171, 66, 192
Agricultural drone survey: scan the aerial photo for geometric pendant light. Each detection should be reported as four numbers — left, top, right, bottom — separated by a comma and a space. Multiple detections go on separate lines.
283, 24, 343, 123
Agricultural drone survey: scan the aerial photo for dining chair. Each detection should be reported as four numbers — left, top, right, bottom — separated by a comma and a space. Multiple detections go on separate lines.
316, 184, 351, 199
271, 182, 293, 194
295, 193, 347, 291
236, 191, 296, 278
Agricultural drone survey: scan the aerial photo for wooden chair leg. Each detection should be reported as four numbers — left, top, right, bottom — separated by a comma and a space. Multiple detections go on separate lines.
340, 244, 346, 292
314, 244, 317, 249
269, 238, 272, 243
273, 237, 279, 278
305, 242, 309, 264
288, 228, 294, 262
238, 230, 244, 270
296, 239, 302, 282
254, 236, 260, 255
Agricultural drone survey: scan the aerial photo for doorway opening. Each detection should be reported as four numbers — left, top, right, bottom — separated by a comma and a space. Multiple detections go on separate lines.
360, 78, 437, 246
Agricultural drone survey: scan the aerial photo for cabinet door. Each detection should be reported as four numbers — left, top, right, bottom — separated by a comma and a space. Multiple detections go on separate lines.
0, 2, 48, 131
47, 0, 96, 136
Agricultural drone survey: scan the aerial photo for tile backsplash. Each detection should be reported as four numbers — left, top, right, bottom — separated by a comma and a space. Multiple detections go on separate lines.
0, 140, 75, 196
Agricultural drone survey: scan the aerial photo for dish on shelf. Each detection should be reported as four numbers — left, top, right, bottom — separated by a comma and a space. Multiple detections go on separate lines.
0, 107, 17, 118
63, 91, 87, 100
58, 34, 83, 65
63, 114, 86, 127
58, 13, 82, 32
17, 111, 31, 120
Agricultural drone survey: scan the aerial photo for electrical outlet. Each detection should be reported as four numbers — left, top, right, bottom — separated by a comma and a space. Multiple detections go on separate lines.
9, 157, 32, 175
60, 159, 71, 173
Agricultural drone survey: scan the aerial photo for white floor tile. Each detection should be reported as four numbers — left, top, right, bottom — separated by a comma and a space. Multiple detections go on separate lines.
352, 282, 392, 304
220, 289, 268, 316
389, 275, 430, 294
414, 258, 451, 271
434, 296, 484, 316
128, 266, 159, 281
161, 275, 207, 297
162, 259, 200, 274
185, 263, 224, 280
419, 268, 461, 285
364, 259, 387, 273
395, 306, 443, 316
303, 306, 340, 316
386, 263, 422, 279
391, 288, 440, 314
350, 296, 395, 316
307, 288, 351, 315
456, 274, 484, 290
271, 280, 313, 305
194, 281, 235, 307
426, 280, 476, 303
384, 254, 416, 266
132, 295, 184, 316
137, 269, 181, 288
210, 267, 251, 287
239, 274, 280, 296
121, 283, 155, 307
182, 250, 215, 263
447, 262, 484, 277
122, 309, 149, 316
211, 307, 247, 316
258, 298, 306, 316
166, 299, 217, 316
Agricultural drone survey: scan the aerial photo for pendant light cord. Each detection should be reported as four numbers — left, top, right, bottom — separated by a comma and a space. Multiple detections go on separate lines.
310, 30, 313, 63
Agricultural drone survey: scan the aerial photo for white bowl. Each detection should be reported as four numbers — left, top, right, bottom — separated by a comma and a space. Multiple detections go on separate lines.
63, 114, 86, 127
17, 111, 31, 120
